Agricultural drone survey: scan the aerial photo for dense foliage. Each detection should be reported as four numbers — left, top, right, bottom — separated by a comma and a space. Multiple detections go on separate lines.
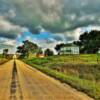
3, 49, 9, 58
74, 30, 100, 53
17, 40, 39, 58
55, 43, 64, 53
44, 49, 54, 56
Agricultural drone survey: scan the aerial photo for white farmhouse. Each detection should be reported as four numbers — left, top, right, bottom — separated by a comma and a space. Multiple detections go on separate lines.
98, 48, 100, 54
59, 43, 79, 55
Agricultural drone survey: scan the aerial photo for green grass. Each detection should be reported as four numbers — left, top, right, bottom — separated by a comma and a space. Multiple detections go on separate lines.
0, 54, 8, 65
27, 54, 100, 65
24, 54, 100, 100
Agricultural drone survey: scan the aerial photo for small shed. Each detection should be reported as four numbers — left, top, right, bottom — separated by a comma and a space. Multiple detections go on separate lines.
36, 54, 45, 58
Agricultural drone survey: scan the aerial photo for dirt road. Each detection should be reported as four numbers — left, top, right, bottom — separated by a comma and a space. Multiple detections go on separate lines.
0, 60, 93, 100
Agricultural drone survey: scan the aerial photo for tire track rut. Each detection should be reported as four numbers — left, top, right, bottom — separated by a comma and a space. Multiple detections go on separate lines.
10, 61, 23, 100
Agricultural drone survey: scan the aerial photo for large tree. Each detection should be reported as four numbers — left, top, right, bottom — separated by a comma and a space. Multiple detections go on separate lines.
3, 49, 9, 58
17, 45, 27, 58
55, 43, 64, 53
17, 40, 39, 58
74, 30, 100, 54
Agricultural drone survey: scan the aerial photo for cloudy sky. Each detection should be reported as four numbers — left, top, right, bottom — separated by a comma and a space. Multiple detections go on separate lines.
0, 0, 100, 53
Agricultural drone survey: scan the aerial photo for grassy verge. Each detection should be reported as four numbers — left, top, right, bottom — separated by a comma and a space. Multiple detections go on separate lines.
0, 58, 8, 65
24, 59, 100, 100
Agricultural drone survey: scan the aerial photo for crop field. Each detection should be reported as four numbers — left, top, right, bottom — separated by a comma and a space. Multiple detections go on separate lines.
25, 54, 100, 100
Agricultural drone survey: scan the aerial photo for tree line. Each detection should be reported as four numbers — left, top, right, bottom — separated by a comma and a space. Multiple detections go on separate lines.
2, 30, 100, 59
74, 30, 100, 54
17, 30, 100, 58
55, 30, 100, 54
16, 40, 54, 58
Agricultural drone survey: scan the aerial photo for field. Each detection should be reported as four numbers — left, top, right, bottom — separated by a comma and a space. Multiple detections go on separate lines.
0, 54, 8, 65
24, 54, 100, 100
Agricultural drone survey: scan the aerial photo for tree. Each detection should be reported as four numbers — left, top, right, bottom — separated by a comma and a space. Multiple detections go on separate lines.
17, 45, 27, 58
17, 40, 39, 58
37, 48, 43, 55
74, 30, 100, 53
55, 43, 64, 53
44, 49, 54, 56
23, 40, 38, 52
3, 49, 9, 58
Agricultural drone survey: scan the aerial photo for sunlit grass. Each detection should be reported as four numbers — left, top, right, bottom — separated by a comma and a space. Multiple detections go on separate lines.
24, 54, 100, 100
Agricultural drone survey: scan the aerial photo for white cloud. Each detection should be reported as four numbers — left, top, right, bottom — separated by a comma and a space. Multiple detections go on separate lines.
62, 25, 100, 42
4, 40, 16, 46
89, 25, 100, 31
0, 37, 16, 46
3, 9, 16, 18
0, 37, 16, 54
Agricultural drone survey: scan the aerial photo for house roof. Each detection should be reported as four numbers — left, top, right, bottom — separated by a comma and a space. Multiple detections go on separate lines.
62, 43, 79, 47
62, 43, 78, 47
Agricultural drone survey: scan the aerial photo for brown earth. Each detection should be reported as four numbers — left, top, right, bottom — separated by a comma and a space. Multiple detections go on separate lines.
0, 60, 94, 100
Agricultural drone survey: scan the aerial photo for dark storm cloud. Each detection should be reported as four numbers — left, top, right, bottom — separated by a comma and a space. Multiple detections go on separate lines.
0, 0, 100, 33
0, 32, 16, 39
0, 16, 28, 39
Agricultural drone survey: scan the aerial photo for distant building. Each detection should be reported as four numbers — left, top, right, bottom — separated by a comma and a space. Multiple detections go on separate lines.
36, 54, 45, 58
59, 43, 79, 55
